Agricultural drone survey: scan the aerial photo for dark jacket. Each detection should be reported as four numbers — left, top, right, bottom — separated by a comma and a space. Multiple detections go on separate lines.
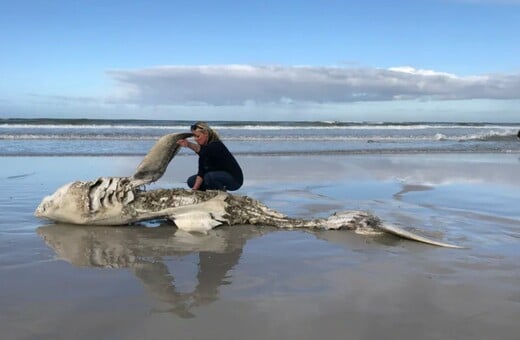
197, 141, 243, 186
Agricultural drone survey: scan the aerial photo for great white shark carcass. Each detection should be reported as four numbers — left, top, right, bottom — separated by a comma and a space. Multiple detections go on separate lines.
35, 132, 462, 248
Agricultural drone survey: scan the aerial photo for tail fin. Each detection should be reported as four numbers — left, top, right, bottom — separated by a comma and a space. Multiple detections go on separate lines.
379, 224, 464, 249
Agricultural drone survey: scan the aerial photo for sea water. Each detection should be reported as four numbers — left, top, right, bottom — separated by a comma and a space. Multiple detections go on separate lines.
1, 118, 519, 156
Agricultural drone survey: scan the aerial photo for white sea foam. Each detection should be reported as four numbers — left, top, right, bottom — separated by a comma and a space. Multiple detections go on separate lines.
0, 124, 182, 130
2, 123, 519, 131
1, 119, 519, 156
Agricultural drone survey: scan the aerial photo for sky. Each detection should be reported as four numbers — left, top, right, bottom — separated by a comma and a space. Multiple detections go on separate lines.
1, 0, 519, 122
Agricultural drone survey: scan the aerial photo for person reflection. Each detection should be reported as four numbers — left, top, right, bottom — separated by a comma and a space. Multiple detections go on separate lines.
37, 224, 270, 318
131, 248, 243, 318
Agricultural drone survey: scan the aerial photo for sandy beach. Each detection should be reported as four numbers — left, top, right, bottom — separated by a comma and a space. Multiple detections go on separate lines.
1, 153, 519, 339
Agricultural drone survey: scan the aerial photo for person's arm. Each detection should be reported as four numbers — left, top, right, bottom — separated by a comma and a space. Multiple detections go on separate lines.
177, 139, 201, 153
192, 176, 204, 191
193, 144, 209, 190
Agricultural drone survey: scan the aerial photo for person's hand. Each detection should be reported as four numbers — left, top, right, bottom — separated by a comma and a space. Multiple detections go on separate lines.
177, 139, 189, 147
192, 176, 203, 191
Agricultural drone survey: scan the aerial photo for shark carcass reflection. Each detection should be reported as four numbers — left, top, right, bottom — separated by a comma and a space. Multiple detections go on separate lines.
37, 223, 273, 318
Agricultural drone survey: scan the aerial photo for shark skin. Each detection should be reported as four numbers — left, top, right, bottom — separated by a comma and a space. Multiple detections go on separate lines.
34, 133, 463, 248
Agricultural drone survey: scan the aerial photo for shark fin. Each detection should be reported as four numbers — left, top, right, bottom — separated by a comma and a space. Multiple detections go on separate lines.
379, 224, 464, 249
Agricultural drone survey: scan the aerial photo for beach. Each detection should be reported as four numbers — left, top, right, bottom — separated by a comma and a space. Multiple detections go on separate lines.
1, 153, 519, 339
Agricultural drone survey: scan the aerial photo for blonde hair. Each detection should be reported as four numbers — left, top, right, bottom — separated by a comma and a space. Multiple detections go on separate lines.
190, 121, 221, 143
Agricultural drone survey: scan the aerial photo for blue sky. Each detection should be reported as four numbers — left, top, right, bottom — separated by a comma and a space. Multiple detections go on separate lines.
1, 0, 519, 122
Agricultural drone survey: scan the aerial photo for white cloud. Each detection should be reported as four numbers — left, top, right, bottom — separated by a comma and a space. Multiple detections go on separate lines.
107, 65, 520, 106
387, 67, 458, 78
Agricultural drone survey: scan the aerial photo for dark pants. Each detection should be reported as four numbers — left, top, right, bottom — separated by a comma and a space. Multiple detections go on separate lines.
187, 171, 241, 191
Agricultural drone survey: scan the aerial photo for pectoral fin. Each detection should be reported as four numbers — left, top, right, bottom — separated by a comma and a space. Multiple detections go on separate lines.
171, 212, 224, 233
167, 192, 230, 233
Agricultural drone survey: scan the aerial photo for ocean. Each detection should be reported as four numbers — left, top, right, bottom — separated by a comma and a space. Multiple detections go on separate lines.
1, 118, 519, 156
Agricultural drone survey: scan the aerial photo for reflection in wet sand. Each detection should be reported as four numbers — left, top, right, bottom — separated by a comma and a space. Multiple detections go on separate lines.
393, 184, 434, 201
37, 224, 276, 318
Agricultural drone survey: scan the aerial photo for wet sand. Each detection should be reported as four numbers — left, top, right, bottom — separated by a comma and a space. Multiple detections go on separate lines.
1, 154, 519, 340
